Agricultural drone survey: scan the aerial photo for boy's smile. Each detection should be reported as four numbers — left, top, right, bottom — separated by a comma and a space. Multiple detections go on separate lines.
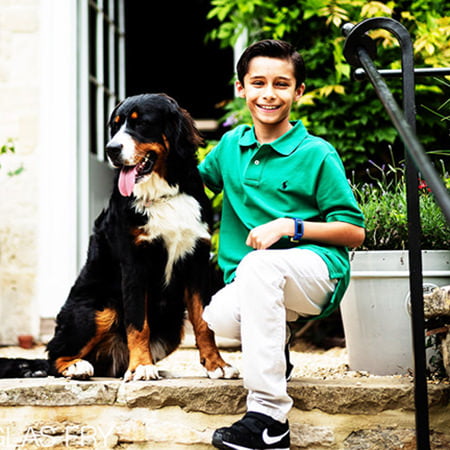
236, 56, 305, 142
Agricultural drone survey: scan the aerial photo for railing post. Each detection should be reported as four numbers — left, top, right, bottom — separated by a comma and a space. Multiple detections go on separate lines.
342, 18, 433, 450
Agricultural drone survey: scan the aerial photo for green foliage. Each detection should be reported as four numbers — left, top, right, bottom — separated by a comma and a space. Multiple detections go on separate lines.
197, 142, 223, 261
351, 155, 450, 249
0, 139, 23, 177
207, 0, 302, 46
207, 0, 450, 172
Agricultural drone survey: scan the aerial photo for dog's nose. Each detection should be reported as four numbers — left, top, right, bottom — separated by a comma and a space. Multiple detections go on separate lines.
106, 141, 123, 164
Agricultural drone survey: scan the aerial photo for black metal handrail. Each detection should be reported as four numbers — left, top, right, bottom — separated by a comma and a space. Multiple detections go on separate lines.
354, 67, 450, 80
342, 17, 450, 450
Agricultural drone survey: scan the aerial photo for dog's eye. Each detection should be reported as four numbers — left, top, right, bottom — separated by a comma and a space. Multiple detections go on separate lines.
130, 111, 139, 120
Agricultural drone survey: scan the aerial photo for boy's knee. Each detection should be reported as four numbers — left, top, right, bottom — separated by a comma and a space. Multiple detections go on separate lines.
236, 251, 283, 284
202, 302, 241, 341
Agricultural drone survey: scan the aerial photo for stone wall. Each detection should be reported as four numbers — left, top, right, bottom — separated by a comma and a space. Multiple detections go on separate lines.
0, 0, 41, 344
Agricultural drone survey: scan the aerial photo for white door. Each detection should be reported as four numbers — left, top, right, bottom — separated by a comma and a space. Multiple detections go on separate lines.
77, 0, 126, 264
38, 0, 125, 319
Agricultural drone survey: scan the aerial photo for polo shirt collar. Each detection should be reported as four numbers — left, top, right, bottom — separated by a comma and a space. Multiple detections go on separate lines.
238, 120, 307, 155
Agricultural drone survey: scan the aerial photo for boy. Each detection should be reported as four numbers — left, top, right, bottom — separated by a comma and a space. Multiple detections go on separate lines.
199, 40, 365, 450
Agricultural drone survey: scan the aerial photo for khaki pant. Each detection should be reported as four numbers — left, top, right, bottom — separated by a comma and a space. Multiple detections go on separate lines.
203, 248, 336, 422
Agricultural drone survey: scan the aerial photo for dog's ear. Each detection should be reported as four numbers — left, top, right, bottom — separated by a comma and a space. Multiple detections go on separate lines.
160, 94, 204, 188
161, 95, 203, 156
178, 106, 203, 150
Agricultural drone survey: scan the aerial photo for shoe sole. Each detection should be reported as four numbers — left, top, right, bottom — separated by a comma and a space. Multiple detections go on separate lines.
213, 436, 289, 450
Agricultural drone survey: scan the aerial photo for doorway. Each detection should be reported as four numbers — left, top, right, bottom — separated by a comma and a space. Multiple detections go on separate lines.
124, 1, 234, 138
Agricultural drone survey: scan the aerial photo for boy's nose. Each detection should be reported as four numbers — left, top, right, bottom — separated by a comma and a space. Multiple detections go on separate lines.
262, 85, 276, 99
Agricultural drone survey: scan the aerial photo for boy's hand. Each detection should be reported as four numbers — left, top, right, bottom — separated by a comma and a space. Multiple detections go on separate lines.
246, 218, 293, 250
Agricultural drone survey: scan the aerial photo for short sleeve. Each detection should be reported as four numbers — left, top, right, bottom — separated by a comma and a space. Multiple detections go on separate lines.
316, 152, 365, 227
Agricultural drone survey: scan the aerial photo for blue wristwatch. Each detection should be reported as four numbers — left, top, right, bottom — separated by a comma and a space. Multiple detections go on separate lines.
290, 218, 304, 242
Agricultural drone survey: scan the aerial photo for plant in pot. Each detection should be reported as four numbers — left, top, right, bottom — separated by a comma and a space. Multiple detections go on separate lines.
341, 153, 450, 376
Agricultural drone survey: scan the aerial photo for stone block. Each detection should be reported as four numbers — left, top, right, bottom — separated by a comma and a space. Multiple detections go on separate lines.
291, 423, 335, 448
117, 378, 247, 415
424, 286, 450, 318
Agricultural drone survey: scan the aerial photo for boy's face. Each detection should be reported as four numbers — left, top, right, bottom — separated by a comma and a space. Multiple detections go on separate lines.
236, 56, 305, 134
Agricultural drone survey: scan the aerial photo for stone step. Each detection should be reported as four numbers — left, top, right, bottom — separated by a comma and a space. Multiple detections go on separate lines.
0, 375, 449, 449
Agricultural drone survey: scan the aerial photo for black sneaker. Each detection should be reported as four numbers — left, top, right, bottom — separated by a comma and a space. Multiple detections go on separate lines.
212, 411, 290, 449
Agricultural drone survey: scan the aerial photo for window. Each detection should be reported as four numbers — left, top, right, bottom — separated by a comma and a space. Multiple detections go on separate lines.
87, 0, 125, 161
77, 0, 126, 266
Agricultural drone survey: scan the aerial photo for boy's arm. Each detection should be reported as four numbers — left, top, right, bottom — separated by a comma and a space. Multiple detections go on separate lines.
246, 218, 365, 250
247, 151, 365, 250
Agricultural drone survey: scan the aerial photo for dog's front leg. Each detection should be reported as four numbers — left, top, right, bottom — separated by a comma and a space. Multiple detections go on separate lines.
185, 290, 239, 379
123, 291, 159, 381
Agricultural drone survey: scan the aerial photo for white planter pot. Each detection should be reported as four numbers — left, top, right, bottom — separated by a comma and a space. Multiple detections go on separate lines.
340, 250, 450, 375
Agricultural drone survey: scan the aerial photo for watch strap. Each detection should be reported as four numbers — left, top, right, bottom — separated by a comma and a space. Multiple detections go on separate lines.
290, 218, 304, 242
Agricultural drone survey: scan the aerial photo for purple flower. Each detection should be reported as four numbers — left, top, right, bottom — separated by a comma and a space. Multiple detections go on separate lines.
222, 114, 238, 127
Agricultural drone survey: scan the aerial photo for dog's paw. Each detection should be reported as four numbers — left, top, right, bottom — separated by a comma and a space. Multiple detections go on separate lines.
206, 364, 240, 380
62, 360, 94, 380
124, 364, 161, 382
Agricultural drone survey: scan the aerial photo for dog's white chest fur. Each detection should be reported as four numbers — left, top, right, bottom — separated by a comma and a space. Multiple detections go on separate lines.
133, 175, 210, 284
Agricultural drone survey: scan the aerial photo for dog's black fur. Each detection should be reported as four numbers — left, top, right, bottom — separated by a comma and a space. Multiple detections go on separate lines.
0, 358, 49, 378
2, 94, 236, 381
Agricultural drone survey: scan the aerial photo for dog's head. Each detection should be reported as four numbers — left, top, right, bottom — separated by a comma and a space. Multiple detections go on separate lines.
106, 93, 202, 197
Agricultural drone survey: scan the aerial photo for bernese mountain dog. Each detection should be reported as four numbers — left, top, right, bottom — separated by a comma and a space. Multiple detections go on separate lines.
0, 93, 238, 381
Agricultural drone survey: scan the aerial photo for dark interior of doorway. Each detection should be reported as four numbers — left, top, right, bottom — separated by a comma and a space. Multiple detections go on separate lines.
124, 1, 234, 137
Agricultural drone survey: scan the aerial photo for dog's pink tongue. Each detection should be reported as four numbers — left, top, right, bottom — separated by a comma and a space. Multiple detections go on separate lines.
118, 166, 137, 197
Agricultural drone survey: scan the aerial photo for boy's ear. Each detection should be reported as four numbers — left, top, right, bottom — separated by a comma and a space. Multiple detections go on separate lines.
235, 80, 246, 98
295, 83, 306, 101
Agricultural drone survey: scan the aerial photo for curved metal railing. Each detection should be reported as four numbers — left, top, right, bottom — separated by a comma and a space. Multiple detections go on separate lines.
342, 17, 450, 450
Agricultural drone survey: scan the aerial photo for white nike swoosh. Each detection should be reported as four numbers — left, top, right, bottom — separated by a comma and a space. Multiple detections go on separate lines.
262, 427, 289, 445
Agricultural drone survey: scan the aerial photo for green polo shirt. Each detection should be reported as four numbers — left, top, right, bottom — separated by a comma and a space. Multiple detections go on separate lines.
198, 121, 365, 319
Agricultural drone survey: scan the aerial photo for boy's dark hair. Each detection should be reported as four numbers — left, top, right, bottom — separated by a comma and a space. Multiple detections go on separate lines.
237, 39, 306, 88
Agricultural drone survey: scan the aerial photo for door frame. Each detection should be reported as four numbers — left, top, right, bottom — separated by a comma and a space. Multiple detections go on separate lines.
37, 0, 78, 318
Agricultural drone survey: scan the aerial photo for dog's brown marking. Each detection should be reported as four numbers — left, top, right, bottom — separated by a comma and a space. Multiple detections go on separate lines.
125, 291, 152, 372
135, 141, 168, 178
131, 226, 147, 245
184, 290, 228, 372
55, 308, 118, 374
55, 357, 84, 373
126, 319, 152, 372
130, 111, 138, 119
162, 134, 170, 150
114, 115, 120, 123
